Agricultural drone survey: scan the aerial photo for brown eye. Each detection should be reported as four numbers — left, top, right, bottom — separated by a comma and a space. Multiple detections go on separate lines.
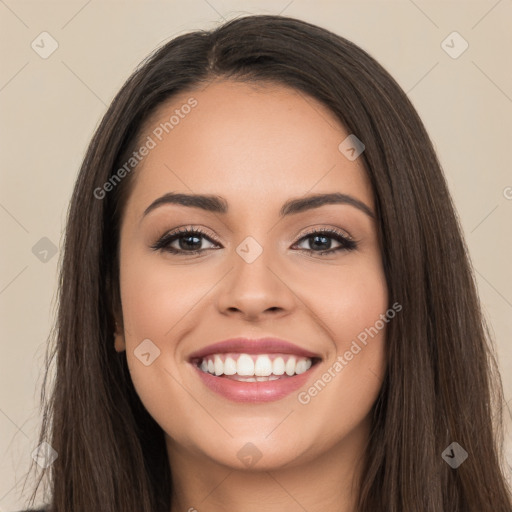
151, 228, 220, 255
293, 229, 357, 255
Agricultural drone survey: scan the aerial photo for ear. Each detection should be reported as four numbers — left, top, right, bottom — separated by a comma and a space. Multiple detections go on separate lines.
114, 326, 126, 352
110, 275, 125, 352
113, 315, 126, 352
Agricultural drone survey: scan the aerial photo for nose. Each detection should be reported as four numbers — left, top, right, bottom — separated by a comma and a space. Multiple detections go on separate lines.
215, 247, 297, 321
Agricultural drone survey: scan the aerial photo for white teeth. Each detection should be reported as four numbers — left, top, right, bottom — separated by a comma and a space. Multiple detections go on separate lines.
285, 357, 297, 376
230, 375, 281, 382
214, 355, 223, 376
223, 356, 237, 375
254, 355, 273, 376
272, 357, 285, 375
198, 353, 314, 378
295, 358, 311, 374
237, 354, 255, 376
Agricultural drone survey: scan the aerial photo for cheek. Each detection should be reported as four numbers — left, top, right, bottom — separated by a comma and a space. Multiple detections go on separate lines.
292, 254, 388, 425
117, 252, 206, 433
118, 251, 219, 420
119, 251, 212, 339
298, 253, 389, 346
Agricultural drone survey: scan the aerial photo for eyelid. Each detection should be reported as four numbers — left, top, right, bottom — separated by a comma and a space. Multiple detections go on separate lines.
154, 224, 354, 246
149, 226, 221, 255
296, 225, 354, 242
166, 225, 222, 243
151, 224, 359, 255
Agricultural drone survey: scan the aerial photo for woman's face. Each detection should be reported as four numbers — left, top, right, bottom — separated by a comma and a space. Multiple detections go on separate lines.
115, 80, 388, 471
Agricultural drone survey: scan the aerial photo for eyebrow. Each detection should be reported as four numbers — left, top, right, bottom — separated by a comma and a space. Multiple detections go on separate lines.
142, 192, 375, 221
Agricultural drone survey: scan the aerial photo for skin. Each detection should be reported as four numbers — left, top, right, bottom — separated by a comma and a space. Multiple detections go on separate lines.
114, 79, 388, 512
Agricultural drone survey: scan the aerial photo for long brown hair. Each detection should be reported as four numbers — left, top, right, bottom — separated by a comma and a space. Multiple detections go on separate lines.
24, 14, 511, 512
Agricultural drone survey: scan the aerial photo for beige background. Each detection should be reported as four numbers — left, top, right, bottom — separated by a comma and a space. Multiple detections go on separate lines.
1, 1, 511, 510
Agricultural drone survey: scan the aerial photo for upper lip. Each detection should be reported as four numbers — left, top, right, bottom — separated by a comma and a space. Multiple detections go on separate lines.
188, 337, 322, 362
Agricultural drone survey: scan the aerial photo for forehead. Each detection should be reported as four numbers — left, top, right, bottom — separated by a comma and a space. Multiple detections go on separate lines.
124, 80, 373, 218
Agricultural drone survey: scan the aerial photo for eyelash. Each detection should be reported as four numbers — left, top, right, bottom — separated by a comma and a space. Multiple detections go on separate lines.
150, 226, 358, 257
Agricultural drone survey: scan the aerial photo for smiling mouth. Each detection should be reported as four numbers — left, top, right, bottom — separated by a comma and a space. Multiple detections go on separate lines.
192, 352, 322, 382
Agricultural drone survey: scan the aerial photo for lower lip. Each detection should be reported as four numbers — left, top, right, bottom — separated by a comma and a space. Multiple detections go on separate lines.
192, 363, 320, 403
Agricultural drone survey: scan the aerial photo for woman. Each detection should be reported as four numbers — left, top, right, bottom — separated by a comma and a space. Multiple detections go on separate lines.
21, 14, 511, 512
